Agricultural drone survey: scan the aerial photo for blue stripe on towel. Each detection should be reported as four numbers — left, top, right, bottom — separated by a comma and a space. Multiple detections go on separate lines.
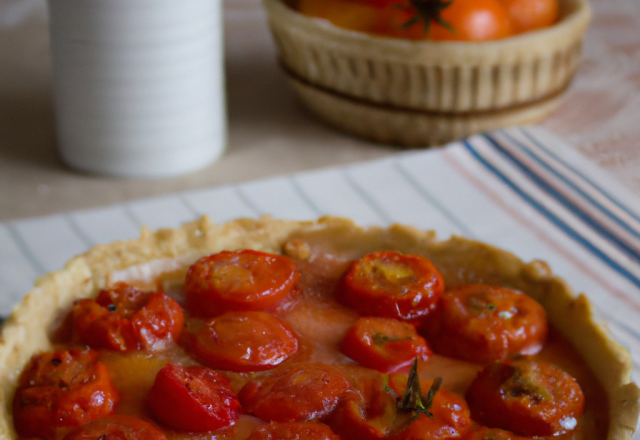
463, 140, 640, 291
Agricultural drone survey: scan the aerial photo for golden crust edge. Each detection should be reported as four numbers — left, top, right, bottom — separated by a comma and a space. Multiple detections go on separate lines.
0, 215, 637, 439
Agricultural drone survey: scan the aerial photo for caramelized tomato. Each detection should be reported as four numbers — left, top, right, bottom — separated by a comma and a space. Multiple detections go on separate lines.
239, 364, 351, 422
70, 283, 184, 352
246, 421, 341, 440
185, 311, 299, 372
423, 284, 547, 363
330, 373, 402, 439
185, 250, 300, 317
387, 375, 472, 440
63, 415, 167, 440
146, 364, 240, 432
463, 426, 535, 440
339, 251, 444, 321
340, 317, 431, 372
465, 359, 585, 436
13, 348, 119, 439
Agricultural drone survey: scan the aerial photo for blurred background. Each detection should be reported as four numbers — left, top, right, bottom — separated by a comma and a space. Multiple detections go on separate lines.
0, 0, 639, 222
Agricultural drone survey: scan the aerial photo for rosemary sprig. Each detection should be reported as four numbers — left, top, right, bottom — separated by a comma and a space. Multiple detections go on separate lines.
397, 358, 443, 425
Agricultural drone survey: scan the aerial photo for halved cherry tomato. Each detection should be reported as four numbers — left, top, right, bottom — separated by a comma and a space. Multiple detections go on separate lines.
427, 0, 513, 41
465, 359, 585, 437
185, 311, 299, 372
339, 251, 444, 321
247, 421, 341, 440
146, 363, 240, 432
63, 415, 167, 440
329, 373, 402, 439
70, 282, 184, 352
423, 284, 547, 363
185, 250, 300, 317
239, 364, 351, 422
387, 374, 472, 440
463, 426, 535, 440
340, 317, 431, 372
499, 0, 559, 33
13, 348, 119, 439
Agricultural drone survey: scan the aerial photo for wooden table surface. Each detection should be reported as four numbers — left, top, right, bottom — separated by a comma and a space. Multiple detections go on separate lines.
0, 0, 638, 222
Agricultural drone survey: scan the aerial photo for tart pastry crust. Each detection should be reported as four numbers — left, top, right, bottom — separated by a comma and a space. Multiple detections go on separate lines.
0, 216, 637, 439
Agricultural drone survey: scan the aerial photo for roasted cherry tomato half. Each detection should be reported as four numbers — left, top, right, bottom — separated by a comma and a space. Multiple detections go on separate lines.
63, 415, 167, 440
70, 282, 184, 352
463, 426, 535, 440
423, 284, 547, 363
330, 373, 403, 439
340, 317, 431, 372
247, 421, 341, 440
465, 359, 585, 437
185, 311, 299, 372
387, 374, 472, 440
13, 348, 119, 439
239, 364, 351, 422
339, 251, 444, 321
146, 363, 240, 432
185, 250, 300, 317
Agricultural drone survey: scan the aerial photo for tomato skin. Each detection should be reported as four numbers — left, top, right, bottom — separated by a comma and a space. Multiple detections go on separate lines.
13, 348, 119, 439
298, 0, 384, 33
423, 284, 547, 363
465, 360, 585, 437
247, 421, 341, 440
339, 251, 445, 321
387, 375, 472, 440
185, 250, 300, 318
329, 373, 402, 439
185, 311, 299, 372
63, 415, 167, 440
428, 0, 513, 41
340, 317, 431, 373
146, 364, 240, 432
463, 426, 535, 440
499, 0, 559, 33
239, 364, 351, 422
70, 283, 184, 352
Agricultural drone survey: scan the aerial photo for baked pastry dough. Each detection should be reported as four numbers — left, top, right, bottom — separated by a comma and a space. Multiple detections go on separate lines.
0, 216, 638, 439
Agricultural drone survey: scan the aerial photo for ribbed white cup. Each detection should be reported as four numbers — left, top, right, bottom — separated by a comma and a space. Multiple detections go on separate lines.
48, 0, 225, 178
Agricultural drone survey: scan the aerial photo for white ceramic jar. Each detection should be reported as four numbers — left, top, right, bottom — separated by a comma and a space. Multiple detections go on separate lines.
48, 0, 226, 178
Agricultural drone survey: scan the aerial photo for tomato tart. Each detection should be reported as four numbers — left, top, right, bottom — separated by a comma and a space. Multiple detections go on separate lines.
0, 216, 638, 440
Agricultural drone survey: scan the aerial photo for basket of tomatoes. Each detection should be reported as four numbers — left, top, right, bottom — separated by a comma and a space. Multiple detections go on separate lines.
263, 0, 591, 146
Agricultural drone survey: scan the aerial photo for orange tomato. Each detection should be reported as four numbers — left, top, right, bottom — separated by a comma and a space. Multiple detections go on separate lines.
298, 0, 383, 33
428, 0, 513, 41
499, 0, 559, 33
